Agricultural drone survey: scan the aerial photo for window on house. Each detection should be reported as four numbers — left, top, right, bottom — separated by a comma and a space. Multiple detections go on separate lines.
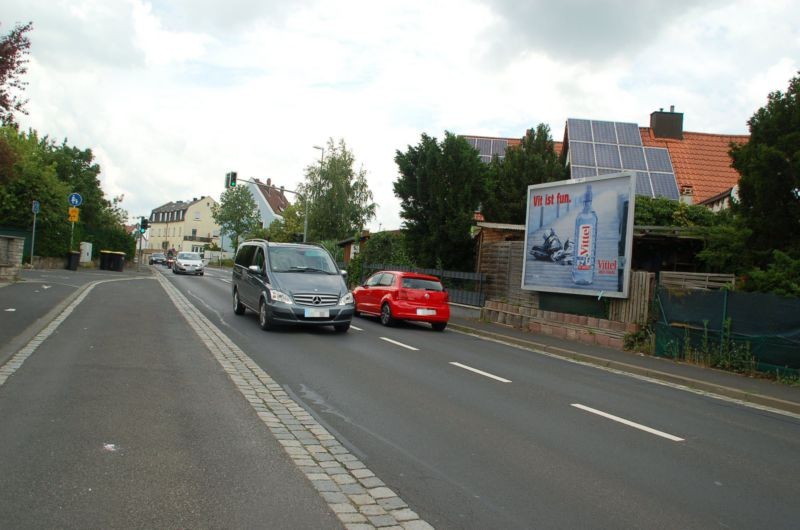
192, 228, 197, 238
195, 212, 201, 221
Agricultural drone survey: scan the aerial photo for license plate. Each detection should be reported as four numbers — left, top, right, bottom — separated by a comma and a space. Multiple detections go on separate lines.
416, 308, 436, 316
304, 308, 330, 318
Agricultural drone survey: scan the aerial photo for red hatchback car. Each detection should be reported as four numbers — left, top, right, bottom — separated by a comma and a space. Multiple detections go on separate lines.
353, 271, 450, 331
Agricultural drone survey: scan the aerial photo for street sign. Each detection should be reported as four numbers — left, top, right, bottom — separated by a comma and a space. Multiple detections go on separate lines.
32, 200, 40, 214
68, 192, 83, 207
68, 207, 80, 222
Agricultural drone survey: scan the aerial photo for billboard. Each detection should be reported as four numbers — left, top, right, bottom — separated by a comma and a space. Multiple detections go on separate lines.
522, 172, 636, 298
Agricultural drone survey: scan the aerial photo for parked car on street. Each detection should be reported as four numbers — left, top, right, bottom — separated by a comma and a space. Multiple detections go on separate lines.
231, 239, 354, 332
148, 252, 166, 265
173, 251, 204, 275
352, 271, 450, 331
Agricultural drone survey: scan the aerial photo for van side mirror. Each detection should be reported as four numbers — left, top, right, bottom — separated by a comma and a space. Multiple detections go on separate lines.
248, 264, 262, 275
340, 269, 348, 278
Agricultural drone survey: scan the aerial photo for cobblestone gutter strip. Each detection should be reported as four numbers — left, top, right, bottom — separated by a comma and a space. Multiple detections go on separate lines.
157, 275, 434, 530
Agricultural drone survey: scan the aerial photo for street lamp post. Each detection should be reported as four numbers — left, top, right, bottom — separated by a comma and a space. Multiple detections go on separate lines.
311, 145, 324, 243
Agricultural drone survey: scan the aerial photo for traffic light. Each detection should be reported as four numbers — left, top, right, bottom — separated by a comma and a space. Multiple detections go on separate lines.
140, 217, 149, 233
225, 171, 238, 188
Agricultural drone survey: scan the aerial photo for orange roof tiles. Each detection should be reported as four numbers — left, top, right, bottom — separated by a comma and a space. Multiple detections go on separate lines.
640, 128, 748, 204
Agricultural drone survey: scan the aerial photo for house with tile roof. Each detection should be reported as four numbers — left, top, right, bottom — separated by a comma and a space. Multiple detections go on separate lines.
638, 109, 748, 205
243, 177, 290, 231
463, 108, 748, 209
147, 196, 221, 254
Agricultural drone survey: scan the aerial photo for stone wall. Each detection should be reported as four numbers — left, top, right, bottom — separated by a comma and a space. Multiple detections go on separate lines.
0, 236, 24, 281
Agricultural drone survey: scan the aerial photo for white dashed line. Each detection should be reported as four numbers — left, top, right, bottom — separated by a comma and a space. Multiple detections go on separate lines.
379, 337, 419, 351
350, 325, 363, 332
571, 403, 685, 442
449, 362, 511, 383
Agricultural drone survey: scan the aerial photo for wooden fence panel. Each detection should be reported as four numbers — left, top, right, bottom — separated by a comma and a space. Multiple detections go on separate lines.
659, 272, 735, 291
609, 271, 654, 324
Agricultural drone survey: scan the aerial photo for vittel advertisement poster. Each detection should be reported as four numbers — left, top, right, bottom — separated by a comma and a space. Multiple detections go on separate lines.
521, 172, 636, 298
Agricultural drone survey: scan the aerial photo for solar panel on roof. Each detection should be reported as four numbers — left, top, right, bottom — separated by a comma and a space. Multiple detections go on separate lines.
650, 172, 680, 200
635, 172, 653, 196
594, 143, 622, 169
567, 119, 593, 142
570, 141, 595, 166
592, 121, 617, 143
565, 118, 680, 201
571, 166, 598, 178
475, 138, 491, 157
615, 122, 642, 146
492, 139, 508, 157
620, 146, 648, 170
597, 168, 620, 175
644, 147, 673, 172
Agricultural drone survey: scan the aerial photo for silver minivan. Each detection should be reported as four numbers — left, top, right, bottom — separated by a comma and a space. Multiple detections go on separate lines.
231, 239, 354, 332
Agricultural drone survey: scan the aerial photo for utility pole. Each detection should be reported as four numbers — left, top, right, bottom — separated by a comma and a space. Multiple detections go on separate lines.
311, 145, 325, 243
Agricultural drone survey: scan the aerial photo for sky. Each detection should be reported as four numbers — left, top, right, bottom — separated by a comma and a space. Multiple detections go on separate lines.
3, 0, 799, 232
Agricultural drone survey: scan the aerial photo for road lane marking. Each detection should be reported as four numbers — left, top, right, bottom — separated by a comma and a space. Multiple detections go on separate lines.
450, 362, 512, 383
571, 403, 684, 442
380, 337, 419, 350
451, 329, 800, 421
350, 325, 363, 331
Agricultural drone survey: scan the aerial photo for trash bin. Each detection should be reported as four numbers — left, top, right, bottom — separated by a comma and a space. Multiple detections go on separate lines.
109, 251, 125, 272
99, 250, 111, 270
66, 251, 80, 271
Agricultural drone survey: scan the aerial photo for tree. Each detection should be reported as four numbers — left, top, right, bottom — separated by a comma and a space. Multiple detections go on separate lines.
263, 202, 305, 242
0, 126, 70, 256
482, 124, 568, 223
731, 72, 800, 264
0, 22, 32, 125
299, 138, 375, 241
346, 231, 414, 287
0, 126, 135, 257
394, 132, 485, 270
211, 186, 261, 250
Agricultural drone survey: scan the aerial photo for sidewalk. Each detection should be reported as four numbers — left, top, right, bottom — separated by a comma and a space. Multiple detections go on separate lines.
447, 311, 800, 416
0, 265, 153, 366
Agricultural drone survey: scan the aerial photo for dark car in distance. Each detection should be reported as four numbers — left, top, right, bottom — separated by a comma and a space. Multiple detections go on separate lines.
149, 252, 166, 265
352, 271, 450, 331
231, 239, 354, 332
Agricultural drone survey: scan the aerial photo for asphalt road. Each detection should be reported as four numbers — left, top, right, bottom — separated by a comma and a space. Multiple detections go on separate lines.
159, 266, 800, 529
0, 274, 340, 529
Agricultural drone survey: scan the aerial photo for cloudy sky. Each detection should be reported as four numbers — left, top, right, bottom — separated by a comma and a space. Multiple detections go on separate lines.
4, 0, 799, 231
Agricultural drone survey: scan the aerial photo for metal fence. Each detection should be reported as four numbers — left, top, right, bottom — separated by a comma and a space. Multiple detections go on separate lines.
361, 263, 486, 307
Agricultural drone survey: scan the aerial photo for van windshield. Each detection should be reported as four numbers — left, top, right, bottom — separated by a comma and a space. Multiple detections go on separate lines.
269, 247, 337, 274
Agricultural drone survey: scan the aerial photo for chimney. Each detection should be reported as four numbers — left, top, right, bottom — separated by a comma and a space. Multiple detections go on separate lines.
650, 106, 683, 140
267, 178, 271, 187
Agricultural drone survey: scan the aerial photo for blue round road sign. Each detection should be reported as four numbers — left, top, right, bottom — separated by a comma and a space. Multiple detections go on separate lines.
68, 192, 83, 207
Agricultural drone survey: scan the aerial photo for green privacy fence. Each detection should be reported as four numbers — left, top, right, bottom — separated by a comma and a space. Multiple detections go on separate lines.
654, 287, 800, 376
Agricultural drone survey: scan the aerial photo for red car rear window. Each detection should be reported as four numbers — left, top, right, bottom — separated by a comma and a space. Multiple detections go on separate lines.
401, 278, 443, 291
